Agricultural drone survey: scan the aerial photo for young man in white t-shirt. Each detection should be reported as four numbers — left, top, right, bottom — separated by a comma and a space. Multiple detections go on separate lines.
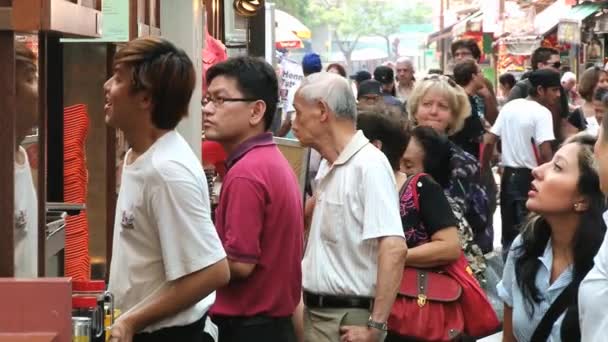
483, 69, 559, 256
105, 37, 229, 342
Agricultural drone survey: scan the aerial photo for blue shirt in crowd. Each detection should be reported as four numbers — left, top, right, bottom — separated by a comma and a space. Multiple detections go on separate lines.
497, 234, 572, 342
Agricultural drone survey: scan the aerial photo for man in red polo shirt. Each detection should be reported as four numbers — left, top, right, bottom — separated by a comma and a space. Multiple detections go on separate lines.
203, 56, 303, 342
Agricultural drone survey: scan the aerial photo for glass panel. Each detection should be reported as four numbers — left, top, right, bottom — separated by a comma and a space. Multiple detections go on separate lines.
14, 33, 39, 278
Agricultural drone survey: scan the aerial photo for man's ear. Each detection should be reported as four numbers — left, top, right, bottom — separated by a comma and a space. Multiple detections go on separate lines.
249, 100, 267, 127
138, 90, 153, 112
318, 99, 331, 123
537, 85, 545, 97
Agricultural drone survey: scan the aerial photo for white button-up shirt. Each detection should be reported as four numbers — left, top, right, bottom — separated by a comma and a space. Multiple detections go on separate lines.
302, 131, 405, 297
497, 235, 571, 342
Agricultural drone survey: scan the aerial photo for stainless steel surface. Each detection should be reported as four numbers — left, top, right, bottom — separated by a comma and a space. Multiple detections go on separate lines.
47, 202, 86, 216
47, 202, 86, 211
45, 211, 66, 277
72, 316, 92, 340
45, 221, 65, 260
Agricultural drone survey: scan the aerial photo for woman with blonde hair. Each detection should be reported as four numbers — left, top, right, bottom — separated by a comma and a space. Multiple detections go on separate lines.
405, 75, 493, 254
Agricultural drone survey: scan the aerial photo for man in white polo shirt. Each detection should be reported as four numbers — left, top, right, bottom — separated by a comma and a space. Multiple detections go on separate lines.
105, 37, 229, 342
293, 72, 407, 342
483, 69, 559, 257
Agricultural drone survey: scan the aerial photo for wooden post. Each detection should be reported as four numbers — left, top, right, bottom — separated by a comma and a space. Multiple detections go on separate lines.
0, 31, 16, 277
37, 32, 48, 276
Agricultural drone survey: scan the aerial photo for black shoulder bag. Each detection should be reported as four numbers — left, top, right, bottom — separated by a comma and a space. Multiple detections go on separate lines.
530, 282, 577, 341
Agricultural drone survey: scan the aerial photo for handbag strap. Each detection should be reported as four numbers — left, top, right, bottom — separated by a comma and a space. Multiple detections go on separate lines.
530, 281, 576, 341
399, 173, 427, 211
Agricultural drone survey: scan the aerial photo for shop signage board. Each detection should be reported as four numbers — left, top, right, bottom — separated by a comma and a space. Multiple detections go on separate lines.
279, 58, 304, 114
61, 0, 129, 43
558, 19, 581, 45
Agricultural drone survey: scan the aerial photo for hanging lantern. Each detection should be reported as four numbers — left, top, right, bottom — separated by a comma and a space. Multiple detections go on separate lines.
234, 0, 264, 17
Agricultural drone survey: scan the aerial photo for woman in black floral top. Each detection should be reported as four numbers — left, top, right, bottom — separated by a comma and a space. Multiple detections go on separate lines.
402, 126, 487, 281
357, 111, 461, 265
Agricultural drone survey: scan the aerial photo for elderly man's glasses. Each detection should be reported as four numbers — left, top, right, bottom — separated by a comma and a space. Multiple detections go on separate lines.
202, 95, 258, 107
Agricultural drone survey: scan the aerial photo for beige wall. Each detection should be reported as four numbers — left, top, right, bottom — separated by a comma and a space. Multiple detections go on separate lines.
161, 0, 204, 159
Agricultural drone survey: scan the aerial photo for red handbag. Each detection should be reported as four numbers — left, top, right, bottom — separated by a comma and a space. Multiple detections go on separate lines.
387, 174, 500, 340
388, 267, 465, 341
444, 253, 501, 337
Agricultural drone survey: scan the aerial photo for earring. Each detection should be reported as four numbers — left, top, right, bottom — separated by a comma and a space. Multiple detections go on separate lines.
574, 203, 581, 210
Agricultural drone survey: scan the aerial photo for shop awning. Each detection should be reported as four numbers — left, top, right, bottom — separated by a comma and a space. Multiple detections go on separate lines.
453, 11, 483, 36
275, 28, 303, 49
534, 0, 571, 36
561, 2, 603, 23
275, 9, 311, 39
500, 35, 542, 56
427, 10, 481, 45
426, 24, 457, 44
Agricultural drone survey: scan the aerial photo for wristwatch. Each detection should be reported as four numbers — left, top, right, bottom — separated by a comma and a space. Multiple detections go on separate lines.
367, 317, 388, 332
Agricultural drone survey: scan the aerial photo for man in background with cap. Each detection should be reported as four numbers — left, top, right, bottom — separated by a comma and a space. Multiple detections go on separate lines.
350, 70, 372, 93
302, 52, 322, 76
482, 69, 559, 257
356, 80, 384, 111
373, 65, 404, 114
507, 47, 568, 145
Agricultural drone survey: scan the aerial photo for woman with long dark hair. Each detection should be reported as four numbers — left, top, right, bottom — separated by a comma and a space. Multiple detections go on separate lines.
498, 134, 606, 341
402, 126, 487, 282
357, 110, 462, 342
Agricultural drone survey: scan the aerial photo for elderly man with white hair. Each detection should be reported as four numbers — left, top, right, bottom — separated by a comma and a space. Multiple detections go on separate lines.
395, 57, 415, 102
292, 72, 407, 342
561, 71, 582, 109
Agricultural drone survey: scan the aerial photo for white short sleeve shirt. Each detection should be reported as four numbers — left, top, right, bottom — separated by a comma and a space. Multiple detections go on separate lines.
302, 131, 405, 297
578, 211, 608, 341
108, 131, 226, 332
585, 116, 600, 137
491, 98, 555, 169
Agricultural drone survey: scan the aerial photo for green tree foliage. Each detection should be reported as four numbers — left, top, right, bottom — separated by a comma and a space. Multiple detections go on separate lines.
273, 0, 311, 26
309, 0, 432, 69
309, 0, 376, 70
368, 2, 432, 58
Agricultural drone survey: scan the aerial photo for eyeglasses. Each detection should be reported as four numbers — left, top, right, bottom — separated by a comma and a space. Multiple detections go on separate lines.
454, 51, 473, 58
202, 95, 258, 107
422, 74, 457, 88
